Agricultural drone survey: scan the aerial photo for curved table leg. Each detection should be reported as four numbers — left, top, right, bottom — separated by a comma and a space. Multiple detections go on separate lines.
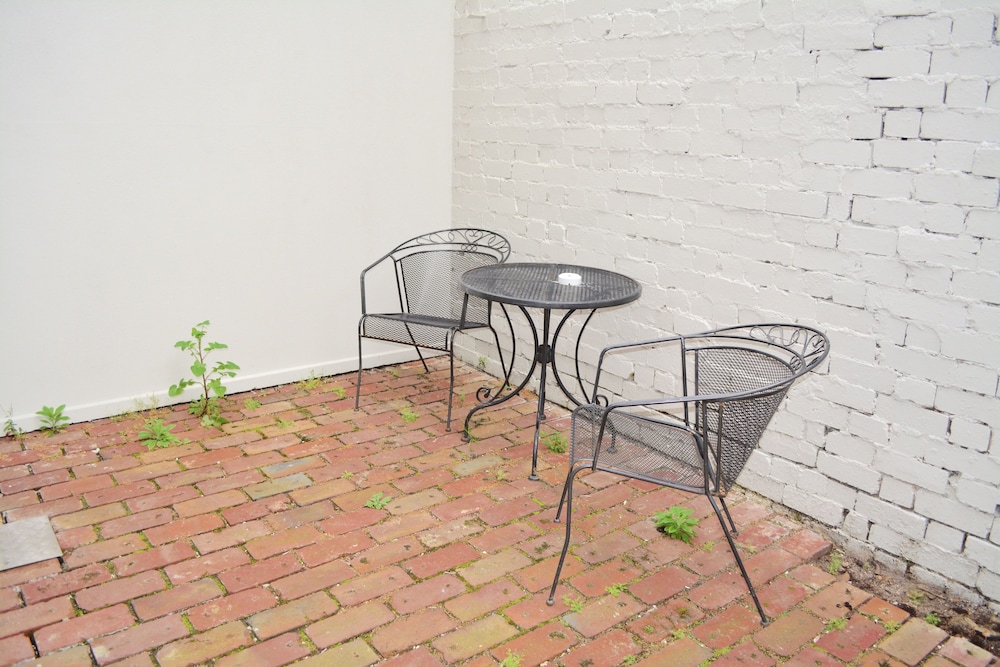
475, 302, 516, 404
549, 308, 598, 407
465, 306, 604, 481
462, 304, 540, 441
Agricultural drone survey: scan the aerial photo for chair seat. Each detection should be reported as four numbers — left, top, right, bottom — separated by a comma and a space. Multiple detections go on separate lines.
573, 404, 706, 494
360, 313, 490, 352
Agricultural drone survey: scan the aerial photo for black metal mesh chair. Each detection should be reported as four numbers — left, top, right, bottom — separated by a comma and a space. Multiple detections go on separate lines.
355, 228, 511, 430
546, 323, 830, 624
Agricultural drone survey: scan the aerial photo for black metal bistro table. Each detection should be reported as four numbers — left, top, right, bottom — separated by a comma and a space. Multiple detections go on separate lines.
460, 262, 642, 480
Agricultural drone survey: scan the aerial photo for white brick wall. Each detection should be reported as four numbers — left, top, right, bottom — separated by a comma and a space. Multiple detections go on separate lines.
453, 0, 1000, 608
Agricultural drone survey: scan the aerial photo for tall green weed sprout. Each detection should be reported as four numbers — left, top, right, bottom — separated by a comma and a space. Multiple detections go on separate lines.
169, 321, 239, 427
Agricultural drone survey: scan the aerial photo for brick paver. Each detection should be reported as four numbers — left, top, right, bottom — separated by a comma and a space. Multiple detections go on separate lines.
306, 600, 395, 648
213, 632, 311, 667
89, 614, 189, 665
155, 620, 253, 667
187, 587, 279, 631
0, 359, 993, 667
880, 617, 951, 665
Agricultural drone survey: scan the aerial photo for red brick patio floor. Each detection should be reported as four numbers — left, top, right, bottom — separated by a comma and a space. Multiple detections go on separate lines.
0, 358, 994, 667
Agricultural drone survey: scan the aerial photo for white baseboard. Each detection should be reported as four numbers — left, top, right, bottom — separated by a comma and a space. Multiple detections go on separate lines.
10, 349, 435, 432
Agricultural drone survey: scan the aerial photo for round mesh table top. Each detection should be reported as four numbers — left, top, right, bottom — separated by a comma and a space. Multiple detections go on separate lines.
461, 262, 641, 310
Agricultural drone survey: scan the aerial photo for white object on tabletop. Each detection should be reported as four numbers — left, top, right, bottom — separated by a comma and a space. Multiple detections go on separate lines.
558, 272, 582, 286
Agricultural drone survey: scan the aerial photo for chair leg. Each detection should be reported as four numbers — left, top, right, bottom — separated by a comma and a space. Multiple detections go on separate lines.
553, 474, 570, 523
413, 345, 430, 373
487, 324, 511, 390
719, 496, 739, 535
355, 336, 364, 411
708, 494, 768, 625
401, 324, 430, 374
489, 303, 516, 389
445, 349, 455, 431
547, 463, 586, 606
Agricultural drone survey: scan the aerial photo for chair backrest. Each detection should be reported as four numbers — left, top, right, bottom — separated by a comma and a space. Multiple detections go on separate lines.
391, 229, 510, 322
684, 324, 829, 494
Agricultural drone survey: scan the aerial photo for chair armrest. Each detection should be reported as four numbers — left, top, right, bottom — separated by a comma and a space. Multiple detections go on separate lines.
594, 393, 701, 434
358, 252, 395, 316
591, 333, 685, 404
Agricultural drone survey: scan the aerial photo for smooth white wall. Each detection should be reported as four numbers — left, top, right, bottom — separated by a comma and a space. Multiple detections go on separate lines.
0, 1, 455, 428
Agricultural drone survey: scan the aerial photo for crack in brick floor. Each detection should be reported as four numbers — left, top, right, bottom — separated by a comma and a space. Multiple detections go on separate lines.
0, 358, 994, 666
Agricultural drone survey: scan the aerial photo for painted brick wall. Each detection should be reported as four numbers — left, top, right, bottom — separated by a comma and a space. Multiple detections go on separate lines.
453, 0, 1000, 607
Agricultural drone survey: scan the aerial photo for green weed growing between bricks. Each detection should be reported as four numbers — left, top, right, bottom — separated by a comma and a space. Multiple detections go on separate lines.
827, 550, 844, 575
364, 491, 392, 509
653, 505, 699, 543
499, 650, 522, 667
109, 396, 158, 423
137, 417, 189, 451
825, 617, 848, 632
542, 430, 567, 453
297, 371, 324, 390
606, 582, 628, 597
36, 404, 70, 435
2, 405, 23, 439
168, 320, 240, 428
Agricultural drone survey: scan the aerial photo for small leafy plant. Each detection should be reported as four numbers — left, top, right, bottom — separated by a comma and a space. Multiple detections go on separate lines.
137, 418, 189, 451
168, 321, 240, 428
653, 506, 699, 543
298, 372, 323, 390
924, 612, 941, 626
330, 386, 347, 400
605, 582, 628, 597
562, 594, 585, 613
364, 491, 392, 509
2, 406, 23, 439
399, 407, 418, 423
543, 431, 568, 453
498, 651, 522, 667
824, 617, 847, 632
36, 404, 70, 435
827, 550, 844, 575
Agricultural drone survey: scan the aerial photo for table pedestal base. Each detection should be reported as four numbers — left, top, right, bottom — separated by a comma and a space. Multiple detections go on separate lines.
464, 307, 598, 481
459, 262, 641, 481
